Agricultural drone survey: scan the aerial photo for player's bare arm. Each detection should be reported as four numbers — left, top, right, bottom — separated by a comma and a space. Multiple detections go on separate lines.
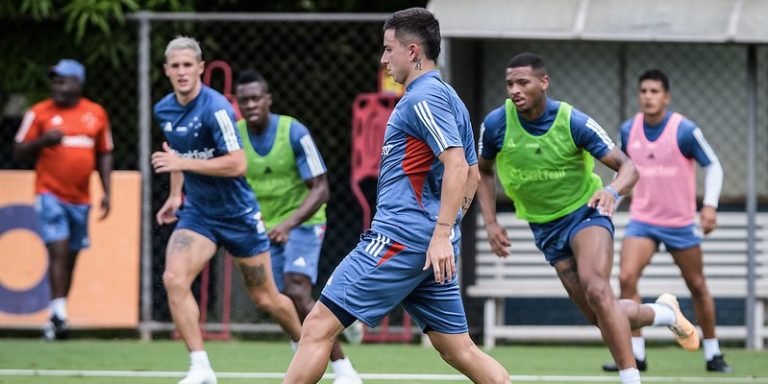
589, 147, 638, 216
96, 152, 113, 220
461, 164, 480, 218
477, 156, 511, 257
425, 147, 467, 284
151, 141, 246, 177
13, 129, 63, 161
156, 171, 184, 225
269, 174, 329, 244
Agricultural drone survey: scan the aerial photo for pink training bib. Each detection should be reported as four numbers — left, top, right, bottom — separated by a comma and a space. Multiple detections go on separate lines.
627, 112, 696, 226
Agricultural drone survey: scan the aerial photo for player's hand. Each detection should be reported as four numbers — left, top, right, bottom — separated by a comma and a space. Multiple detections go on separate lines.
588, 188, 617, 217
268, 223, 291, 244
41, 129, 64, 146
156, 195, 182, 225
486, 222, 511, 257
98, 195, 111, 221
700, 205, 717, 235
424, 231, 455, 284
151, 142, 185, 173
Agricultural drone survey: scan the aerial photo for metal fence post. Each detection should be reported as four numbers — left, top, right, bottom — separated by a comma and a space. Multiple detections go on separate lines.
137, 11, 153, 342
745, 43, 758, 350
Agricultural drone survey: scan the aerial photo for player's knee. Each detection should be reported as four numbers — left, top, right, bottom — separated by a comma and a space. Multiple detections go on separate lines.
162, 270, 187, 293
283, 283, 311, 305
582, 279, 613, 306
300, 309, 335, 342
686, 277, 710, 297
248, 289, 273, 309
618, 270, 639, 291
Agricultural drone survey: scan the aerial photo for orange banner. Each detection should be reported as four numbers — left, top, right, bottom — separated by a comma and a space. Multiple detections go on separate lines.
0, 170, 140, 328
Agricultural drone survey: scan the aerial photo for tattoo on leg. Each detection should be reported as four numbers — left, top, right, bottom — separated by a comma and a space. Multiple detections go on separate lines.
240, 264, 267, 288
169, 232, 194, 254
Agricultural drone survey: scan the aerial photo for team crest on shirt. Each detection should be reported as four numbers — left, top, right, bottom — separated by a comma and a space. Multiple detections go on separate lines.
50, 115, 63, 126
381, 143, 394, 158
163, 122, 172, 132
80, 112, 98, 129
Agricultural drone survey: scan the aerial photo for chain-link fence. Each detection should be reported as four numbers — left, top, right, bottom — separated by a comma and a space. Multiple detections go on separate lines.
480, 40, 768, 203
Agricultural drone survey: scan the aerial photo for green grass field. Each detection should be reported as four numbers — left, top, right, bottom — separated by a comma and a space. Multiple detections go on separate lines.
2, 338, 768, 383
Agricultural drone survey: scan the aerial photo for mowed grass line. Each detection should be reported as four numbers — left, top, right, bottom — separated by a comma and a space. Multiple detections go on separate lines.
1, 339, 767, 383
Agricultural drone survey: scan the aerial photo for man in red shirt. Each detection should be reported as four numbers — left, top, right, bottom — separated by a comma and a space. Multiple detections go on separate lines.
14, 59, 113, 341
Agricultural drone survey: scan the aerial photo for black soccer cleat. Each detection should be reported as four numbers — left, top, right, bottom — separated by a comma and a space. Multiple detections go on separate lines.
706, 354, 733, 373
602, 358, 647, 372
42, 315, 70, 341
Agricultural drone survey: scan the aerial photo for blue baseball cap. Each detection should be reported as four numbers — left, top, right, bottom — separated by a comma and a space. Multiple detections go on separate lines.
49, 59, 85, 83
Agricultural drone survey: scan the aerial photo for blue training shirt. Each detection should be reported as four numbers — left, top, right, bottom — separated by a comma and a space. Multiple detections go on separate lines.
618, 111, 714, 167
154, 85, 260, 218
480, 98, 615, 160
371, 70, 477, 252
245, 113, 328, 180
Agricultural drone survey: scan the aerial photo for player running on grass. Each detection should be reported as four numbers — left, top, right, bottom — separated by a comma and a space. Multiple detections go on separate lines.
152, 36, 302, 384
476, 52, 700, 384
282, 7, 510, 384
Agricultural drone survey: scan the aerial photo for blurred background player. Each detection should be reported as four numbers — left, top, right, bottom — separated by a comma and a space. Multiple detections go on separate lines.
601, 69, 731, 373
234, 69, 361, 384
476, 53, 700, 384
152, 36, 302, 384
283, 8, 510, 384
14, 59, 113, 341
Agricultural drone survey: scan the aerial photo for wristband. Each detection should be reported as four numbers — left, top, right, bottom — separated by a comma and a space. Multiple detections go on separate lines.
604, 185, 620, 200
437, 222, 453, 227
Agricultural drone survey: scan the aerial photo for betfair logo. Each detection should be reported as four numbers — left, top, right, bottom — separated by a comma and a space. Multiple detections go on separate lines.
509, 168, 567, 182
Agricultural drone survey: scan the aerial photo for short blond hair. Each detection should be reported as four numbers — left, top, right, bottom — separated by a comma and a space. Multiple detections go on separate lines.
164, 36, 202, 61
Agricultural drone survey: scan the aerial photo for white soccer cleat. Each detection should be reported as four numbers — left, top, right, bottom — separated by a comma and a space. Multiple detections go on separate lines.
333, 372, 363, 384
655, 293, 700, 352
342, 320, 364, 345
178, 366, 217, 384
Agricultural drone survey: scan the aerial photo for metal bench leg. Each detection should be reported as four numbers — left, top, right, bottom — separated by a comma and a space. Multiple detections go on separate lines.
756, 299, 765, 350
484, 298, 496, 349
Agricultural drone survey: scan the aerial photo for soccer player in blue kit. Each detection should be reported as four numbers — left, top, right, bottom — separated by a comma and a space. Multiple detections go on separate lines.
151, 36, 302, 384
283, 8, 510, 384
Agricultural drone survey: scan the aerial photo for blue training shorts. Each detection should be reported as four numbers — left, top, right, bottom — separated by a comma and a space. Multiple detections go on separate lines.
624, 219, 701, 251
270, 224, 326, 292
175, 206, 270, 257
36, 193, 91, 252
320, 230, 467, 334
529, 204, 614, 266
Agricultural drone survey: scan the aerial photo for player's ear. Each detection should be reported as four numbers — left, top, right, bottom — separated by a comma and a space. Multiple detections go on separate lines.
409, 43, 420, 62
540, 74, 550, 91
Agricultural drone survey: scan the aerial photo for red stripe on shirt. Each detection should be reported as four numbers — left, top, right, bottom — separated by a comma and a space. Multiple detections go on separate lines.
403, 135, 434, 207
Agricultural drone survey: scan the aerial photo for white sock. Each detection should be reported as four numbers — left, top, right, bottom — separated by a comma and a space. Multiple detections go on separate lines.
631, 337, 646, 361
619, 367, 641, 384
647, 303, 675, 326
331, 357, 356, 375
190, 350, 211, 369
703, 338, 722, 361
50, 298, 67, 320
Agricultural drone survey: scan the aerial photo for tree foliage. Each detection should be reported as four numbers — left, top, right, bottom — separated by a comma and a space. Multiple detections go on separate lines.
0, 0, 194, 107
0, 0, 425, 110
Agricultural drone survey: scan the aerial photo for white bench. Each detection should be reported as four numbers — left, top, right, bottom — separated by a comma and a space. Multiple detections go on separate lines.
467, 212, 768, 349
